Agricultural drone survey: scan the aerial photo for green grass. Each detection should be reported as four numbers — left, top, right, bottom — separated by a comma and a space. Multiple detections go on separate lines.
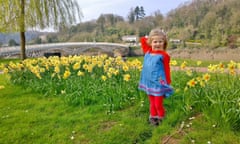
128, 56, 229, 67
0, 74, 163, 144
171, 58, 231, 67
1, 56, 240, 144
1, 73, 240, 144
0, 58, 20, 65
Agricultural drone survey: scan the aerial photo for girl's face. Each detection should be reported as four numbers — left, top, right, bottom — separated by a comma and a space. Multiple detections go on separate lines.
151, 36, 165, 51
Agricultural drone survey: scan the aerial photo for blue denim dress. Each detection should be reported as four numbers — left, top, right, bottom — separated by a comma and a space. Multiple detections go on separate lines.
138, 53, 174, 97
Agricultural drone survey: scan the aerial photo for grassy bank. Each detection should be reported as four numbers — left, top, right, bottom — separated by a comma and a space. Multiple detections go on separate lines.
0, 56, 240, 144
0, 73, 180, 144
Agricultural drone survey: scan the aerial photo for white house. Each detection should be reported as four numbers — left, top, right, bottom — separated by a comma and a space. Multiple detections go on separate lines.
122, 35, 138, 43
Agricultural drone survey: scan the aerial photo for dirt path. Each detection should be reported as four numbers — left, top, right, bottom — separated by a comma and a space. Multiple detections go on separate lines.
171, 66, 208, 73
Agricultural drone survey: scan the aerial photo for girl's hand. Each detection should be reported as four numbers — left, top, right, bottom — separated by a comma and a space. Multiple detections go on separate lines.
140, 37, 151, 54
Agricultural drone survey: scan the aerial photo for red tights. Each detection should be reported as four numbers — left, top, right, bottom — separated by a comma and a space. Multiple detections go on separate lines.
148, 95, 165, 118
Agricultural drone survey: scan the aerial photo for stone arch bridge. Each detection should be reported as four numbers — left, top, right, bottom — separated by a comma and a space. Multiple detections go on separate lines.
0, 42, 130, 58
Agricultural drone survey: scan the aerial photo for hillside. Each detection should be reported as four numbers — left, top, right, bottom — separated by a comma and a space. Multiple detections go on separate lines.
46, 0, 240, 49
0, 31, 45, 45
1, 0, 239, 50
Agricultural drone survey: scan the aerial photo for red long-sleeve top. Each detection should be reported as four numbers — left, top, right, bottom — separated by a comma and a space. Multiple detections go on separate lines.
140, 37, 171, 84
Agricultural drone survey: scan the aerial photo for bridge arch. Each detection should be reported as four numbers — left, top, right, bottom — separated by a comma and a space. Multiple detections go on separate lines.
0, 42, 130, 58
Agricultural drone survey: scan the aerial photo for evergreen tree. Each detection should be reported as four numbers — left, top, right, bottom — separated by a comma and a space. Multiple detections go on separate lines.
134, 6, 140, 20
128, 6, 146, 22
134, 6, 145, 20
139, 6, 146, 19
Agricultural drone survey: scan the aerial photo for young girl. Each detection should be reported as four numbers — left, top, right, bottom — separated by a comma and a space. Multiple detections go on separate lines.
138, 28, 174, 126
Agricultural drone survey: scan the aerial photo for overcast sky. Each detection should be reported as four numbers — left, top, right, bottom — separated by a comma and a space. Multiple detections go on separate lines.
77, 0, 190, 22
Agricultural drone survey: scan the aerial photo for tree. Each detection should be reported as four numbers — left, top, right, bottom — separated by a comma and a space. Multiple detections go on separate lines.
134, 6, 145, 21
0, 0, 82, 60
8, 39, 18, 46
139, 6, 146, 19
97, 14, 106, 33
134, 6, 140, 20
34, 37, 42, 44
128, 6, 145, 23
152, 10, 164, 27
128, 8, 136, 23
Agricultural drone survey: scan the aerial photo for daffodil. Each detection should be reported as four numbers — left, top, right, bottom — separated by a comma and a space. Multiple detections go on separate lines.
83, 64, 88, 70
197, 61, 202, 66
122, 64, 129, 72
107, 72, 112, 78
180, 61, 187, 70
101, 75, 107, 81
208, 64, 217, 73
187, 79, 196, 87
113, 69, 119, 75
199, 80, 205, 87
35, 72, 42, 79
87, 65, 93, 73
229, 69, 236, 75
228, 60, 236, 71
237, 63, 240, 70
40, 68, 45, 73
54, 66, 60, 73
77, 71, 84, 76
0, 85, 5, 90
97, 61, 103, 67
73, 62, 81, 70
196, 76, 201, 82
51, 73, 56, 78
186, 69, 192, 76
203, 73, 210, 82
61, 90, 66, 94
0, 63, 4, 70
63, 70, 71, 79
170, 60, 177, 66
218, 62, 224, 69
175, 88, 180, 93
3, 68, 9, 74
123, 74, 131, 81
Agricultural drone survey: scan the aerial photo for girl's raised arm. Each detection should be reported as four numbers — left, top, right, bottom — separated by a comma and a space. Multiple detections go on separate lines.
140, 36, 151, 54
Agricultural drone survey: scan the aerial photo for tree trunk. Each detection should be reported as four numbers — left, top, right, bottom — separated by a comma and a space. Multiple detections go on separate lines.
20, 32, 26, 60
20, 0, 26, 60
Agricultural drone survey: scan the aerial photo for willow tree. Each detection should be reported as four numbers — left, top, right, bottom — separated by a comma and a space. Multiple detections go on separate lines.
0, 0, 82, 60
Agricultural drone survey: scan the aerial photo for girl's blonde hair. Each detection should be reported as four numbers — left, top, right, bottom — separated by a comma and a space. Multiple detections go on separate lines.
147, 28, 168, 50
